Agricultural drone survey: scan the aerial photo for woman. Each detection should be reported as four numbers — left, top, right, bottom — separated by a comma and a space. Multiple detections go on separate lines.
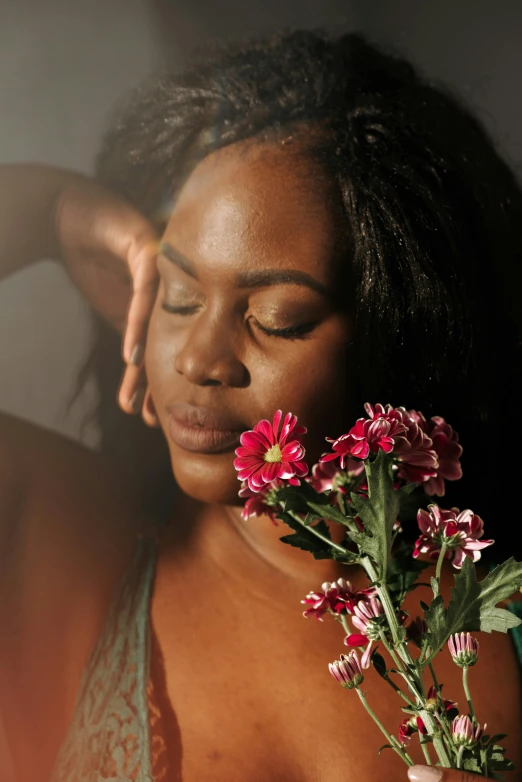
0, 30, 520, 782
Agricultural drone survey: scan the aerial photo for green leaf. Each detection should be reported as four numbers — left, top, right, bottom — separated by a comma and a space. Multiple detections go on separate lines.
278, 513, 335, 561
306, 501, 352, 527
424, 556, 522, 659
371, 650, 387, 678
377, 744, 394, 755
486, 734, 507, 747
346, 450, 399, 578
331, 548, 360, 565
463, 757, 482, 773
386, 541, 431, 604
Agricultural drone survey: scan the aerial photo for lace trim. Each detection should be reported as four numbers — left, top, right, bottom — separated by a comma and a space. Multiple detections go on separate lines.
50, 535, 158, 782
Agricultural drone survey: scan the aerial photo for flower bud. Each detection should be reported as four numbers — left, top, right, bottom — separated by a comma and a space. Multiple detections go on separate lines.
448, 632, 479, 667
452, 715, 484, 748
328, 651, 364, 689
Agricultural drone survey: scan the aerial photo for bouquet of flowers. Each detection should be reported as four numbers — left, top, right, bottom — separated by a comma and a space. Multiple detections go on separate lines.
233, 404, 522, 776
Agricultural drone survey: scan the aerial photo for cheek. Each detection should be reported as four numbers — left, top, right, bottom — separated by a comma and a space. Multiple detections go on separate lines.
250, 320, 354, 461
144, 308, 179, 401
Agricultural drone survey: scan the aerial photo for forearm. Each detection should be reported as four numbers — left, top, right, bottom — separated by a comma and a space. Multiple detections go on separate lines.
0, 163, 79, 278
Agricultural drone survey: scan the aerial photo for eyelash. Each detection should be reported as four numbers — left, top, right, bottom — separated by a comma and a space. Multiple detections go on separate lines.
160, 302, 316, 341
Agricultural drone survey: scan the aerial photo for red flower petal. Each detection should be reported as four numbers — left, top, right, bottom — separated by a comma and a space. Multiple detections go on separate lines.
344, 633, 368, 646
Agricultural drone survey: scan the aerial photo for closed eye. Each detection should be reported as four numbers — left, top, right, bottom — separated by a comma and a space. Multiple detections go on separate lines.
161, 302, 200, 315
251, 318, 317, 340
161, 303, 318, 340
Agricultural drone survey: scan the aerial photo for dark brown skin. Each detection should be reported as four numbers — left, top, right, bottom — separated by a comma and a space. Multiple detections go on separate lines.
0, 148, 520, 782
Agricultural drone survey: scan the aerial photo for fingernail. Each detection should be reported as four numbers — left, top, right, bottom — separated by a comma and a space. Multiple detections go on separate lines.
408, 766, 443, 782
130, 387, 145, 413
129, 343, 145, 366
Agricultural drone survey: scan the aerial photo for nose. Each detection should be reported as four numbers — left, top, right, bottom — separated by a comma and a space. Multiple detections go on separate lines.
174, 309, 249, 387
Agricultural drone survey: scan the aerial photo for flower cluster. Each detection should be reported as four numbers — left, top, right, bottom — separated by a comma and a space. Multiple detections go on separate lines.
233, 405, 517, 772
320, 403, 462, 497
414, 505, 494, 569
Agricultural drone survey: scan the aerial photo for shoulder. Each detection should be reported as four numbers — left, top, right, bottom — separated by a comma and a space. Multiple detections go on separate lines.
0, 411, 139, 564
0, 412, 141, 647
0, 413, 143, 779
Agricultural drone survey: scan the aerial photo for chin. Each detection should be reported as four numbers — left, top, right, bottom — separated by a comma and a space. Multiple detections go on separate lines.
168, 447, 244, 506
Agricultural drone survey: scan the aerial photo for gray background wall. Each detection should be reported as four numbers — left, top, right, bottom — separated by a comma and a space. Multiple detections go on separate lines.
1, 1, 521, 777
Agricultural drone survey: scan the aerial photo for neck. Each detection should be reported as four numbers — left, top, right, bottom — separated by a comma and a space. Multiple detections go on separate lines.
179, 500, 367, 594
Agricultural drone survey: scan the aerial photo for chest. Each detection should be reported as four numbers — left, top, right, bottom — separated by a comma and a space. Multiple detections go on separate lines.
151, 553, 422, 782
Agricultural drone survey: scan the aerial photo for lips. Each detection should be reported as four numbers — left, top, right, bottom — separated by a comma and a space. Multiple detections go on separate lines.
166, 403, 248, 454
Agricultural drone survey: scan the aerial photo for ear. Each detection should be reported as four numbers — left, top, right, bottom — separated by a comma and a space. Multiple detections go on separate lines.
142, 387, 160, 428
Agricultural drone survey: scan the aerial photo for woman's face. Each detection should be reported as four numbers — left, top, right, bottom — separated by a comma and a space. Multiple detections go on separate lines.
146, 140, 354, 505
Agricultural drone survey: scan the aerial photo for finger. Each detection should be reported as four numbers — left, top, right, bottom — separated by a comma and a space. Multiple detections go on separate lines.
408, 764, 486, 782
118, 363, 146, 414
123, 240, 159, 365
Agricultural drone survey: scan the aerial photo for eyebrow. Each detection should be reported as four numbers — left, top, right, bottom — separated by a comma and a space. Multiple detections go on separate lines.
159, 241, 329, 298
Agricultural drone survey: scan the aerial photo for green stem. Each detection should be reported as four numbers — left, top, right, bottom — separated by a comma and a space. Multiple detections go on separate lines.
435, 541, 448, 585
361, 557, 432, 720
419, 709, 453, 768
287, 510, 349, 556
428, 662, 456, 752
355, 687, 414, 766
432, 709, 456, 758
462, 666, 477, 723
339, 614, 352, 636
378, 629, 407, 675
420, 739, 433, 766
361, 557, 399, 644
428, 662, 441, 696
456, 745, 465, 770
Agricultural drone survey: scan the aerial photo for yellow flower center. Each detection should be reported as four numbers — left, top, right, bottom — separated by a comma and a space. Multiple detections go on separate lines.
264, 444, 283, 463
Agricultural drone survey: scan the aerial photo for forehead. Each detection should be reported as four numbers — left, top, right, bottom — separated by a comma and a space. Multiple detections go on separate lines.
163, 141, 341, 283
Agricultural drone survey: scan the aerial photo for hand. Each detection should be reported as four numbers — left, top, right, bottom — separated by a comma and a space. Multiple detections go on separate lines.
408, 765, 496, 782
55, 175, 159, 420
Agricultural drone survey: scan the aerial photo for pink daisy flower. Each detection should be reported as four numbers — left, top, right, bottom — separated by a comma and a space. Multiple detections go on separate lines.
301, 578, 377, 621
399, 715, 426, 744
391, 407, 439, 485
308, 458, 364, 495
409, 411, 463, 496
343, 596, 386, 668
321, 404, 409, 466
234, 410, 308, 493
238, 481, 282, 525
413, 504, 494, 569
452, 715, 485, 749
328, 651, 364, 689
448, 632, 479, 667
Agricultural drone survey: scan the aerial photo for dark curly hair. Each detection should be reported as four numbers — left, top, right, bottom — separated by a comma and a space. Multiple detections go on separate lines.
76, 29, 522, 555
